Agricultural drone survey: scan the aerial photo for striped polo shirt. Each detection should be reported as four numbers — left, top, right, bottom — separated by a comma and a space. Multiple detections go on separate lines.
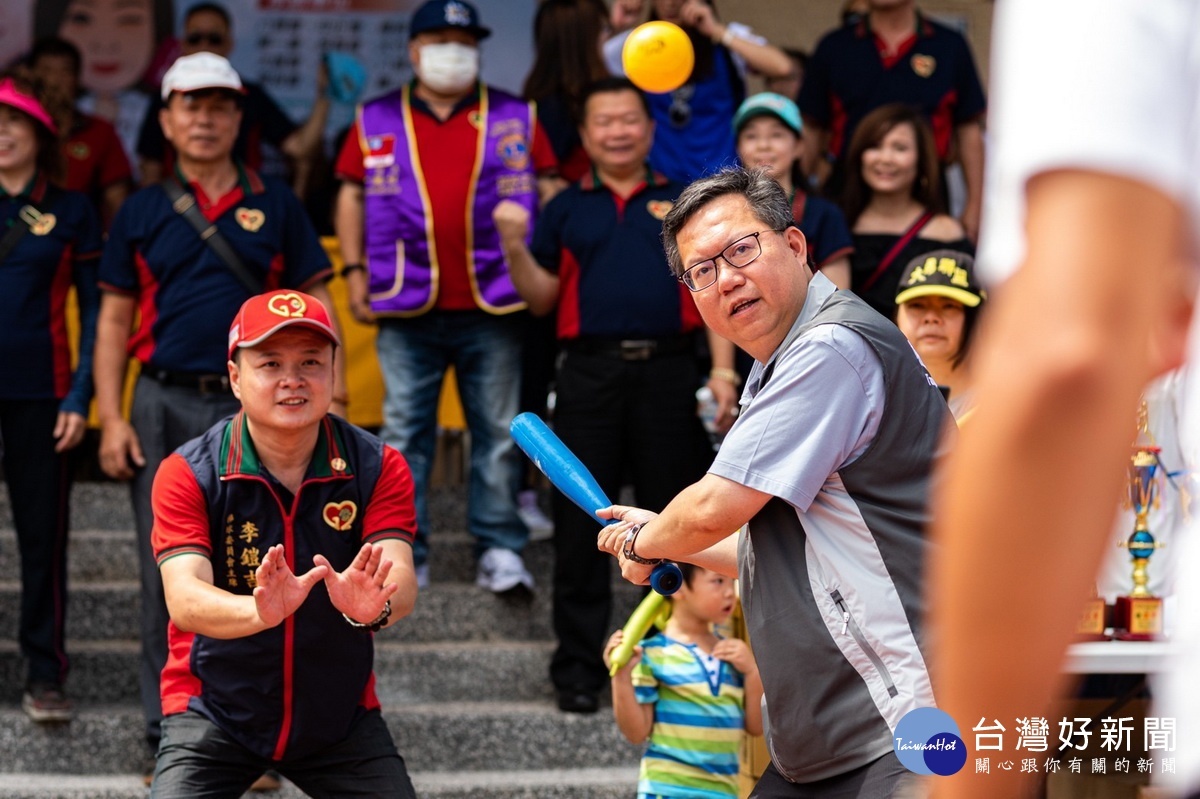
633, 633, 746, 799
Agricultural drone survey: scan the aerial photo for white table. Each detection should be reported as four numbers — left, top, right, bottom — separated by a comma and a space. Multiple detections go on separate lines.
1063, 640, 1175, 675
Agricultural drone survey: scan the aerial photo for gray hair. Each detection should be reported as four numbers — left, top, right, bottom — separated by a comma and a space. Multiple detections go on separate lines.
661, 168, 793, 276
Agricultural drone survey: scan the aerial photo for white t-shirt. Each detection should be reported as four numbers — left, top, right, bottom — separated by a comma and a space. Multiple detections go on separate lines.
979, 1, 1200, 790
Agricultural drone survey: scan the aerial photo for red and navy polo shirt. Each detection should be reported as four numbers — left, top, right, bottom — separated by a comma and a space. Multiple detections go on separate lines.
62, 113, 132, 204
99, 164, 331, 374
529, 167, 703, 340
0, 171, 102, 414
334, 83, 558, 311
152, 412, 415, 760
798, 12, 987, 160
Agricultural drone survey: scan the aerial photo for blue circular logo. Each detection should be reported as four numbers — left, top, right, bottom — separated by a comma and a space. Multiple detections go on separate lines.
893, 707, 967, 776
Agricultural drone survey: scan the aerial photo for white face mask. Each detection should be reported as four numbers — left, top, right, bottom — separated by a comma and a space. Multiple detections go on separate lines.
417, 42, 479, 94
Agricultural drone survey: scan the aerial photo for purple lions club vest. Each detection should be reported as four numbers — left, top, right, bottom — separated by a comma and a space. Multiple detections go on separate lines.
358, 83, 537, 316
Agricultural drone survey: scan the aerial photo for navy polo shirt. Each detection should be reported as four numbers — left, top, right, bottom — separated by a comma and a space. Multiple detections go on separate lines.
0, 172, 102, 413
99, 165, 331, 374
530, 168, 702, 339
799, 12, 986, 160
794, 191, 854, 269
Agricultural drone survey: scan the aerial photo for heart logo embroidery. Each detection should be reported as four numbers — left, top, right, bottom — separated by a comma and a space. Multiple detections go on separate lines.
235, 207, 265, 232
323, 501, 358, 532
30, 213, 57, 236
911, 54, 936, 78
646, 200, 673, 220
267, 292, 308, 318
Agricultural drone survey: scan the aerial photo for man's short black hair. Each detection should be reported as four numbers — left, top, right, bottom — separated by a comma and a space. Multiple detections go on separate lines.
28, 37, 82, 76
579, 76, 652, 121
185, 1, 232, 27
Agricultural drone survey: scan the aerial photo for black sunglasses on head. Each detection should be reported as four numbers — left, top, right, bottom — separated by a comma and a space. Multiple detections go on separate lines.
185, 32, 226, 46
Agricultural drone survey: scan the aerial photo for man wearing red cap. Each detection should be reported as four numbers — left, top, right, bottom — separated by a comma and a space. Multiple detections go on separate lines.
94, 51, 342, 767
148, 289, 417, 797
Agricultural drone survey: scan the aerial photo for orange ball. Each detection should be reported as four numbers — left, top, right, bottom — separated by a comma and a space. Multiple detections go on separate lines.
621, 21, 694, 94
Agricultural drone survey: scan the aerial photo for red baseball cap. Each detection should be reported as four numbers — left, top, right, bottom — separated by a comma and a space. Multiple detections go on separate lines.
227, 290, 340, 360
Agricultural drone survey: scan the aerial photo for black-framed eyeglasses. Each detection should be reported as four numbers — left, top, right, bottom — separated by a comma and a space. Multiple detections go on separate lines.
185, 31, 226, 46
679, 230, 781, 292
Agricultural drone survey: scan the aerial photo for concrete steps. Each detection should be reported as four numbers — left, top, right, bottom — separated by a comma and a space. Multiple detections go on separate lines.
0, 704, 639, 774
0, 481, 647, 797
0, 640, 562, 705
0, 767, 640, 798
0, 577, 641, 643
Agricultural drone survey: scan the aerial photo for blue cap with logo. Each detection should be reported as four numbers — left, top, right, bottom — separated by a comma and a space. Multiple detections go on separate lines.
409, 0, 491, 41
733, 92, 803, 137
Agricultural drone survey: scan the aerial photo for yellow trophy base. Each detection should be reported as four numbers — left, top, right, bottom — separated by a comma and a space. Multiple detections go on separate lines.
1076, 597, 1109, 641
1113, 595, 1162, 640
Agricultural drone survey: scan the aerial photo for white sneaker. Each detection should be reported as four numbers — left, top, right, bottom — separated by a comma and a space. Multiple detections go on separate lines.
476, 547, 535, 594
414, 562, 430, 589
518, 489, 554, 542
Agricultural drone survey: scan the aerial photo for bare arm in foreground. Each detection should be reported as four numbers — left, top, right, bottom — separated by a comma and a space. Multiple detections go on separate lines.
928, 170, 1192, 798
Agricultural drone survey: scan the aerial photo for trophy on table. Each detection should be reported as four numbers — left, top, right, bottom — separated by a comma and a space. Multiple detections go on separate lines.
1113, 401, 1165, 640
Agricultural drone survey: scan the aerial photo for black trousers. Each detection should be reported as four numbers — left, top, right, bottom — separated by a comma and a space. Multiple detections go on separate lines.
0, 399, 72, 687
152, 709, 416, 799
130, 375, 241, 748
548, 349, 712, 694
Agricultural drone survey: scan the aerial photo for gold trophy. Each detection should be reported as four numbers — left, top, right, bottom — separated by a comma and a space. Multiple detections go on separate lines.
1114, 402, 1165, 640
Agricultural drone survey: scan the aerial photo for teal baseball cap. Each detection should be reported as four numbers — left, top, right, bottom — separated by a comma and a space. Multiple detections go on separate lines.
733, 92, 802, 136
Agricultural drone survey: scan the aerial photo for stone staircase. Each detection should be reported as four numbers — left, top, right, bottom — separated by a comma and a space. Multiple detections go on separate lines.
0, 481, 643, 797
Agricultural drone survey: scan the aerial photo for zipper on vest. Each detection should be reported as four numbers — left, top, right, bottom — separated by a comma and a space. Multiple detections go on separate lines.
830, 590, 899, 698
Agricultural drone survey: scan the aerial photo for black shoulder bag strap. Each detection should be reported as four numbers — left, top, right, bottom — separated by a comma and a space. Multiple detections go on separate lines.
160, 178, 262, 294
0, 184, 63, 264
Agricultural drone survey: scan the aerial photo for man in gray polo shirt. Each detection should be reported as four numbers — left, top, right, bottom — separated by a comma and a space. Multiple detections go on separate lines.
598, 168, 951, 797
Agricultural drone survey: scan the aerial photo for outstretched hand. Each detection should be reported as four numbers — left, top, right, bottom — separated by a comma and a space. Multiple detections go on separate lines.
253, 544, 329, 628
316, 543, 399, 625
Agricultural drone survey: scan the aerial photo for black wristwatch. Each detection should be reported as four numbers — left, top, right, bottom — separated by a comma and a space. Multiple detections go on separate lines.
622, 523, 664, 566
341, 263, 365, 277
342, 599, 391, 632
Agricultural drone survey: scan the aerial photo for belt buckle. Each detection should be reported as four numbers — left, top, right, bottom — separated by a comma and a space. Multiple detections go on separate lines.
619, 340, 655, 361
197, 374, 229, 394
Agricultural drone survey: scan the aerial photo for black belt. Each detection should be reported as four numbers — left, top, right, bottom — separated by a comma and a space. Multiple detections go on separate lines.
563, 335, 693, 361
143, 369, 231, 394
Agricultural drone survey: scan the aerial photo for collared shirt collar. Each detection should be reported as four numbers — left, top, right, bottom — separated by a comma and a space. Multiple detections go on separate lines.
579, 163, 668, 192
0, 170, 45, 202
747, 271, 838, 397
218, 412, 354, 481
172, 160, 265, 197
857, 9, 934, 39
407, 79, 482, 120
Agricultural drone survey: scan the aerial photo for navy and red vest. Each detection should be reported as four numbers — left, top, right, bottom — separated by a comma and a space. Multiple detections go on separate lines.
155, 413, 413, 760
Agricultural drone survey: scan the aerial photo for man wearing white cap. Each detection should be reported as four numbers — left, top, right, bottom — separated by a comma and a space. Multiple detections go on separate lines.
135, 2, 331, 191
148, 289, 417, 797
93, 51, 343, 769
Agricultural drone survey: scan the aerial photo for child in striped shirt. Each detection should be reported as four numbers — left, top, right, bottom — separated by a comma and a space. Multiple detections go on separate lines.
604, 564, 763, 799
